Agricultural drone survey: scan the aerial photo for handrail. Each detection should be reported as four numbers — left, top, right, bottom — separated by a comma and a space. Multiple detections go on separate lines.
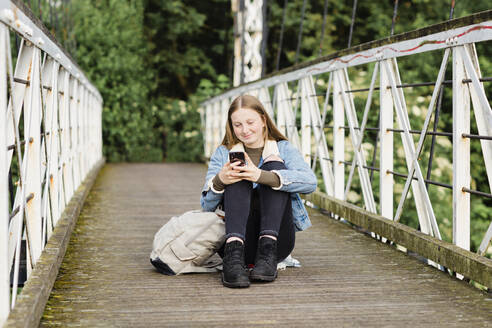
0, 1, 103, 325
0, 0, 101, 101
202, 10, 492, 106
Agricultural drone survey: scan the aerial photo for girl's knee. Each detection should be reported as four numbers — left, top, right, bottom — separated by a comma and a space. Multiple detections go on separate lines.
260, 160, 287, 171
225, 179, 252, 192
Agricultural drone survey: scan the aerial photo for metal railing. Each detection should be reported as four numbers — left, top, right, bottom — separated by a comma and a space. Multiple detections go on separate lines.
200, 10, 492, 278
0, 1, 102, 324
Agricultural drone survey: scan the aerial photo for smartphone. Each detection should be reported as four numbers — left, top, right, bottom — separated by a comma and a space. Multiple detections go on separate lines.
229, 151, 246, 166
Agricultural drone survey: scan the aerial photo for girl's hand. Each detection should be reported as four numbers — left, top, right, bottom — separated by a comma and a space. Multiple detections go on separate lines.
232, 152, 261, 182
218, 161, 243, 185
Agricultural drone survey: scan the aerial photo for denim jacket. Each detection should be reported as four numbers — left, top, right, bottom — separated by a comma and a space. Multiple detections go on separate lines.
200, 140, 317, 231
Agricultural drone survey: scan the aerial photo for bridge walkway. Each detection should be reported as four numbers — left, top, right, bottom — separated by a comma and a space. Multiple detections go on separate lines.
40, 164, 492, 327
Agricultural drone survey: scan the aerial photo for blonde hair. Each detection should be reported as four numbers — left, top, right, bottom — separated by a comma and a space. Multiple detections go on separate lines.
221, 95, 287, 149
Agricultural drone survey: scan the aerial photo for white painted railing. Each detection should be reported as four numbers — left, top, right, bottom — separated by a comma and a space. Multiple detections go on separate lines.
0, 1, 102, 324
201, 11, 492, 272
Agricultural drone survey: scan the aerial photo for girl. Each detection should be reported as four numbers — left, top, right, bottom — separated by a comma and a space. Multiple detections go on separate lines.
201, 95, 317, 288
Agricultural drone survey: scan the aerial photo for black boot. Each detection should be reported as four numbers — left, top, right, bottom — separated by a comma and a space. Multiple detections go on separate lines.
222, 240, 250, 288
250, 237, 278, 282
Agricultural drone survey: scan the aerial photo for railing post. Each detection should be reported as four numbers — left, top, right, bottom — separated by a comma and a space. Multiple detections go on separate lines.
302, 76, 334, 196
300, 78, 311, 164
459, 43, 492, 256
276, 83, 301, 149
71, 78, 80, 190
380, 59, 394, 220
275, 84, 286, 136
333, 70, 345, 200
77, 83, 84, 184
59, 69, 72, 205
452, 45, 470, 251
258, 87, 274, 118
90, 92, 94, 169
80, 87, 87, 178
40, 58, 60, 237
24, 46, 43, 267
213, 101, 221, 150
220, 98, 229, 146
0, 22, 10, 327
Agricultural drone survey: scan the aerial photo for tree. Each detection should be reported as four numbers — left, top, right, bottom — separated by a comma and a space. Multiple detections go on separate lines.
71, 0, 161, 161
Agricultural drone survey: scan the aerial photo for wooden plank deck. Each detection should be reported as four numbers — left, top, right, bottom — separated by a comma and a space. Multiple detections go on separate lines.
40, 163, 492, 327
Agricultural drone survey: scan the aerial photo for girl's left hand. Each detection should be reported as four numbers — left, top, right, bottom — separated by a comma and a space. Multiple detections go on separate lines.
231, 152, 261, 182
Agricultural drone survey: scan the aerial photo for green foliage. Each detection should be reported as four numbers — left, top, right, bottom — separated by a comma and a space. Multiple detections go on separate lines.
52, 0, 235, 162
152, 97, 203, 162
144, 0, 232, 99
195, 74, 231, 102
70, 0, 160, 162
264, 0, 491, 71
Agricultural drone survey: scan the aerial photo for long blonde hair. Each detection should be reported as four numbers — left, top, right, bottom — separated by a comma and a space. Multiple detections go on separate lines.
221, 95, 287, 149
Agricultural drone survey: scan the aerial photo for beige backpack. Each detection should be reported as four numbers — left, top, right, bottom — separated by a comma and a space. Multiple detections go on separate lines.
150, 210, 225, 275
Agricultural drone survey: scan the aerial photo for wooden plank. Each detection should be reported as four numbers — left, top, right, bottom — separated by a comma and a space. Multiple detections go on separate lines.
36, 164, 492, 327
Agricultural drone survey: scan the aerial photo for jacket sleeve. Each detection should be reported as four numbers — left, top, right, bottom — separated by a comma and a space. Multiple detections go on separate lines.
271, 141, 317, 194
200, 146, 227, 211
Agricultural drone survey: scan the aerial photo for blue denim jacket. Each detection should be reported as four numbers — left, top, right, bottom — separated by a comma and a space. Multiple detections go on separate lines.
200, 140, 317, 231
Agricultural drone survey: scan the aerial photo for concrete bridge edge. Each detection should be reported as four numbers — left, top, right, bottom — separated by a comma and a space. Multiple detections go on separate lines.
4, 159, 106, 328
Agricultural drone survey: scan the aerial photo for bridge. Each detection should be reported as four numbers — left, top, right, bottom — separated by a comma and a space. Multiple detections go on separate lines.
1, 1, 492, 327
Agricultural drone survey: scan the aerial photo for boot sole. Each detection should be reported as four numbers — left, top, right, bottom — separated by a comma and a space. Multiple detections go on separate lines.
222, 273, 250, 288
250, 272, 277, 282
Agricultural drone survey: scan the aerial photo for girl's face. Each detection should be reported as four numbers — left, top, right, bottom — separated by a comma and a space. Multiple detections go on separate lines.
230, 107, 266, 148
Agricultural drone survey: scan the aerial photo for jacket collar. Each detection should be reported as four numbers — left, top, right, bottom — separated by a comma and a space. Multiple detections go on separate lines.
230, 139, 280, 160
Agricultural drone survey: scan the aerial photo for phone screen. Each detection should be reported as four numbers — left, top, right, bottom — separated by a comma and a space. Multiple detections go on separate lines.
229, 151, 246, 166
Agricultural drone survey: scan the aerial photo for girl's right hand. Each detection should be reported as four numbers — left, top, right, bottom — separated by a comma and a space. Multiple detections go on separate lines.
218, 161, 243, 185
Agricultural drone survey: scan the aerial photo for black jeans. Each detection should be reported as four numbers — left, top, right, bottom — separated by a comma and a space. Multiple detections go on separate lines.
223, 161, 295, 265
